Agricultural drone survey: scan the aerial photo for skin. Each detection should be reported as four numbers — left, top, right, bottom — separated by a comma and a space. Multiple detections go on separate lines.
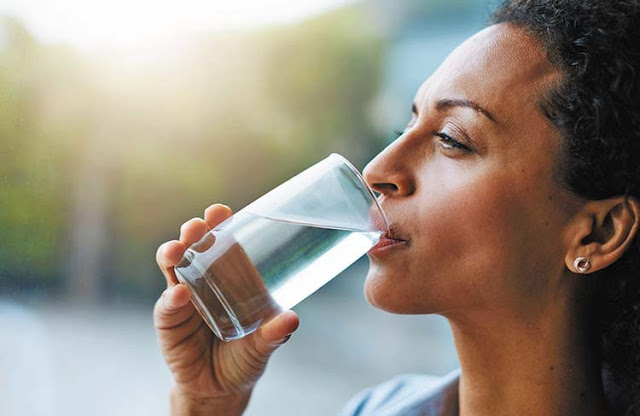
155, 23, 640, 415
363, 23, 640, 416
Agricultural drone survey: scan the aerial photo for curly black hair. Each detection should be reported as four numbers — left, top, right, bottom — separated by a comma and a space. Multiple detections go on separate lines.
491, 1, 640, 414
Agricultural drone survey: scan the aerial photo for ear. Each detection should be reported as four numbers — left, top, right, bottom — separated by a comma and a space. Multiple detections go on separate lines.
564, 196, 640, 274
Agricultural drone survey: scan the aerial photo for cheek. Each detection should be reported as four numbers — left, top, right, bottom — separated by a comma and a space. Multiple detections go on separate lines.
418, 180, 519, 301
364, 175, 512, 312
366, 168, 555, 314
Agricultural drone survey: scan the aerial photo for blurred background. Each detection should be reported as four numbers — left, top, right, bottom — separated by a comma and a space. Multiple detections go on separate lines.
1, 0, 496, 414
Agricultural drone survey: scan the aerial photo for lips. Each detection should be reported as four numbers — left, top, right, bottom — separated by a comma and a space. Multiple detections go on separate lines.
369, 226, 409, 257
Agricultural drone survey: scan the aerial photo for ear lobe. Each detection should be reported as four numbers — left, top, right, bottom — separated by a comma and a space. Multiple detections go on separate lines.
565, 196, 640, 274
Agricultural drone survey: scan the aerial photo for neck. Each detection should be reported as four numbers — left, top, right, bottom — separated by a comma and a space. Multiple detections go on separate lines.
445, 297, 609, 416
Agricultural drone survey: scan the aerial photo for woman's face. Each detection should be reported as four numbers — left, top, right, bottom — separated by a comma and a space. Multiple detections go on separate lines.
363, 23, 583, 319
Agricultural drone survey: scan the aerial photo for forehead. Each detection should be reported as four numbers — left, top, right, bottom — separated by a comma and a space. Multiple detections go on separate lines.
417, 23, 560, 125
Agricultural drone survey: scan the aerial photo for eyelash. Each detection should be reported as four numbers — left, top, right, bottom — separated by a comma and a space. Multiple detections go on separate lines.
393, 129, 471, 152
432, 131, 471, 151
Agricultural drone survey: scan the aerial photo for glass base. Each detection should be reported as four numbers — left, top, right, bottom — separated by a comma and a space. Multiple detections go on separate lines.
174, 253, 246, 342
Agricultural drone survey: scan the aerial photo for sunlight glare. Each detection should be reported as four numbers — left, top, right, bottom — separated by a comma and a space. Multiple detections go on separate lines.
0, 0, 355, 49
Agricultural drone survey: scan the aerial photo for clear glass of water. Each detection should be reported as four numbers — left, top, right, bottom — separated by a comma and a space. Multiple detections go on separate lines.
174, 153, 389, 341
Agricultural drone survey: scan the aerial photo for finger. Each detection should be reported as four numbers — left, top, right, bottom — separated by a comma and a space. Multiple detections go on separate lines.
204, 204, 233, 230
154, 284, 197, 331
254, 310, 300, 352
156, 240, 186, 286
179, 218, 209, 247
155, 285, 210, 354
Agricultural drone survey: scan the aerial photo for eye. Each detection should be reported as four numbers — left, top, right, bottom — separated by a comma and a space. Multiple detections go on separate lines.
432, 131, 472, 152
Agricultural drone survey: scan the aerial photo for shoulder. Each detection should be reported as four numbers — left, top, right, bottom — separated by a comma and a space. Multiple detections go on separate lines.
340, 369, 460, 416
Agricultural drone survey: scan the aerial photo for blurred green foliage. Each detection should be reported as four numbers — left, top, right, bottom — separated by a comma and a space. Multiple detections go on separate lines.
0, 6, 388, 301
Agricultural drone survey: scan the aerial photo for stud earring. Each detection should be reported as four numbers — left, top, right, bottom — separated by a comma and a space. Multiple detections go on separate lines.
573, 257, 591, 273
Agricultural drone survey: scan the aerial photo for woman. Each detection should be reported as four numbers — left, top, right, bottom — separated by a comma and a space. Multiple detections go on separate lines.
154, 0, 640, 415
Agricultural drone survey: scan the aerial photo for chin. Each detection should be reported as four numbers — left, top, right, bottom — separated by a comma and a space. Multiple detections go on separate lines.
364, 270, 412, 314
364, 267, 391, 309
363, 265, 443, 315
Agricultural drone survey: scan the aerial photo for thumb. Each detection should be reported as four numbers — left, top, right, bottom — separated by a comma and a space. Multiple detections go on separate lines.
252, 310, 300, 354
212, 310, 300, 394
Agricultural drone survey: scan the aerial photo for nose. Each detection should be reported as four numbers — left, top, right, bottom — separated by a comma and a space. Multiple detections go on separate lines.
363, 140, 416, 198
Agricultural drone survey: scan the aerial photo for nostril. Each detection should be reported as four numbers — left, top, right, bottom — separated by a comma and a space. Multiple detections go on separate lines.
373, 183, 399, 193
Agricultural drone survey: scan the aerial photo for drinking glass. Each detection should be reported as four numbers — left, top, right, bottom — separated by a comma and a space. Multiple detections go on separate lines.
174, 153, 389, 341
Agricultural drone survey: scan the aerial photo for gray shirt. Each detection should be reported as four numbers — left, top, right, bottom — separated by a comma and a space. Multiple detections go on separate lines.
341, 368, 630, 416
341, 369, 461, 416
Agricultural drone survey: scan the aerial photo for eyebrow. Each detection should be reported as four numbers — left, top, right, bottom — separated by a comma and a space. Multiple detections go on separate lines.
412, 98, 498, 123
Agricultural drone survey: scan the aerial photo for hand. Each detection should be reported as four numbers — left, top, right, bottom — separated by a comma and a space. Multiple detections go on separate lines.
154, 204, 300, 415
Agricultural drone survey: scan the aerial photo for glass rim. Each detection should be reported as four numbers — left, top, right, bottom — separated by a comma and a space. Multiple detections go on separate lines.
328, 153, 391, 233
